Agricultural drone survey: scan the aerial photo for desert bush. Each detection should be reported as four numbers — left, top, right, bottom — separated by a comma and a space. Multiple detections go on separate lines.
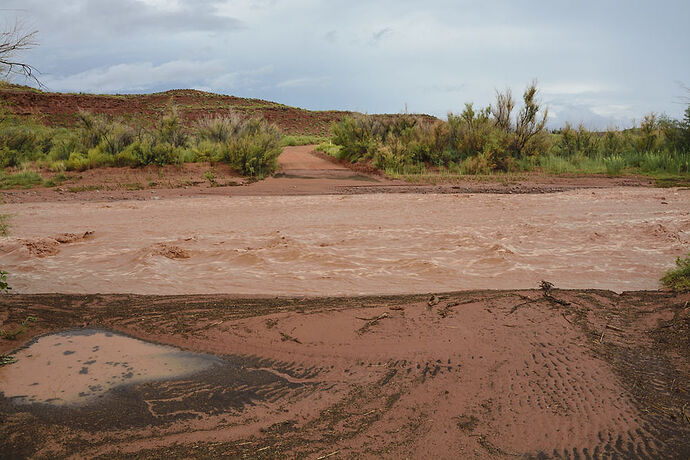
223, 121, 283, 178
513, 81, 549, 157
599, 128, 625, 156
330, 81, 551, 174
661, 253, 690, 291
196, 115, 241, 143
157, 108, 187, 147
460, 152, 494, 175
331, 115, 380, 162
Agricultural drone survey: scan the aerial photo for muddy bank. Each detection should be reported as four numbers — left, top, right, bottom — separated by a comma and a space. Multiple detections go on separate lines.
0, 187, 688, 294
0, 290, 688, 458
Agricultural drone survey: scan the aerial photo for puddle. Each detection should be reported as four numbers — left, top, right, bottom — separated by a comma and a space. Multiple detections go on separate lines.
0, 329, 220, 406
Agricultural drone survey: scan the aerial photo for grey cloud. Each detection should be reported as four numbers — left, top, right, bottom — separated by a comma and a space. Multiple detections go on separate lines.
370, 27, 391, 44
323, 30, 337, 44
3, 0, 689, 128
12, 0, 242, 36
82, 0, 243, 34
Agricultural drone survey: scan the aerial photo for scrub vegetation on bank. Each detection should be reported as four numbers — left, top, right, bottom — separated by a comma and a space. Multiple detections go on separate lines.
0, 107, 283, 178
661, 254, 690, 292
322, 82, 690, 182
1, 81, 689, 184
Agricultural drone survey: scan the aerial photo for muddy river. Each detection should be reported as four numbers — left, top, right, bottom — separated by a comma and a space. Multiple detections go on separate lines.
0, 187, 687, 294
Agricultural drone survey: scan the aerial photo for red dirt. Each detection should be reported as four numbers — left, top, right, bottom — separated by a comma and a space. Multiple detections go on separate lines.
0, 85, 353, 135
0, 290, 688, 458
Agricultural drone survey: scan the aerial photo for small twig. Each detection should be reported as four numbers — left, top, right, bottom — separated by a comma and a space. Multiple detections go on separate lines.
605, 324, 624, 332
362, 409, 378, 416
357, 314, 390, 334
317, 451, 339, 460
255, 446, 270, 453
599, 330, 605, 343
508, 299, 539, 315
355, 313, 390, 321
194, 320, 223, 332
280, 332, 302, 344
562, 313, 573, 324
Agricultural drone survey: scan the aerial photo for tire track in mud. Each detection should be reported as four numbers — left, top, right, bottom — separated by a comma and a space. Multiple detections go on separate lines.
0, 290, 688, 458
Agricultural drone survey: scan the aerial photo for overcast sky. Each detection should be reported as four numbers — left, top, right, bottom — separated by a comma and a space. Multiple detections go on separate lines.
3, 0, 689, 128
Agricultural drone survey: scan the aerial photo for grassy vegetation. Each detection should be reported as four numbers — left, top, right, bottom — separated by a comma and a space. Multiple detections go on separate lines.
314, 140, 342, 157
281, 134, 327, 147
328, 82, 690, 181
661, 254, 690, 292
0, 107, 284, 180
0, 269, 9, 292
0, 214, 9, 236
0, 316, 38, 340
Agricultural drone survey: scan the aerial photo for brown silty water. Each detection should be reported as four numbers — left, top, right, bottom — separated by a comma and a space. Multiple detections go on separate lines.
0, 329, 219, 405
0, 187, 687, 294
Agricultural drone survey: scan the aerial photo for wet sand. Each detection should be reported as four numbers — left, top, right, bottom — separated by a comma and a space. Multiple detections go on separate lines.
0, 187, 687, 294
1, 291, 688, 458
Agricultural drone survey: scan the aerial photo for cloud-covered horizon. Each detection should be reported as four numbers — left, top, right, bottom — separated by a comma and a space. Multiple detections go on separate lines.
4, 0, 689, 128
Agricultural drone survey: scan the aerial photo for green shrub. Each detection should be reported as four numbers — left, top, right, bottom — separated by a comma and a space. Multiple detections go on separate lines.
604, 155, 625, 176
460, 152, 494, 175
661, 254, 690, 291
224, 125, 282, 178
314, 141, 341, 157
0, 270, 10, 293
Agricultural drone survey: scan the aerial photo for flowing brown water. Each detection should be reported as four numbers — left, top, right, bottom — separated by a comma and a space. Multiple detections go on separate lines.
0, 187, 687, 294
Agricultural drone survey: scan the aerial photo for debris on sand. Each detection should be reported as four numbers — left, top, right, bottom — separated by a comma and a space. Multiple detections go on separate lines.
454, 414, 479, 432
437, 301, 460, 318
356, 312, 390, 334
540, 280, 571, 305
279, 332, 302, 344
427, 295, 440, 308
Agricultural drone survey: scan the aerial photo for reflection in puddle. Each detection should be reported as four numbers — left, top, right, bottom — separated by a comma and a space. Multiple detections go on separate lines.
0, 329, 220, 406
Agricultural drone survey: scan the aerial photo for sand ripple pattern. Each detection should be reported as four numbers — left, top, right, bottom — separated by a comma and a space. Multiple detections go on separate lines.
0, 188, 688, 294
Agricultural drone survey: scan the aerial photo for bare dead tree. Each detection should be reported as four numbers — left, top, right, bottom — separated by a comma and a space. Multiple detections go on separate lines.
0, 22, 42, 87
